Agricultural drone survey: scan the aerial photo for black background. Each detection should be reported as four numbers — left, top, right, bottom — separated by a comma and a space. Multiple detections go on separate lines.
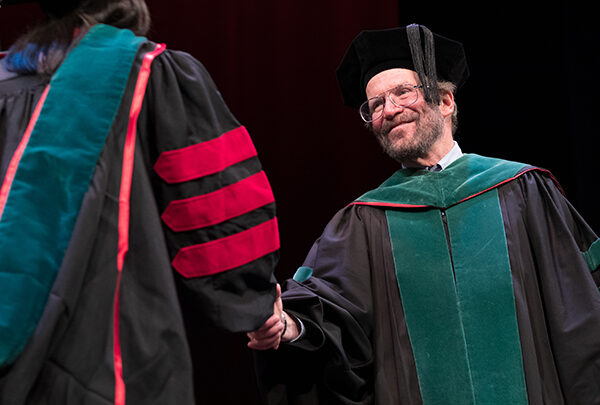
1, 2, 598, 403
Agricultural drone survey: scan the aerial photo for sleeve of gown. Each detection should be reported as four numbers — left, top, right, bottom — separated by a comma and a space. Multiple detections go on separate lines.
520, 171, 600, 402
138, 48, 279, 332
254, 205, 375, 404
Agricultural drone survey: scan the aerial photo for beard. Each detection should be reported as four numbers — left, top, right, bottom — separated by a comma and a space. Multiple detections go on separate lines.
374, 104, 445, 164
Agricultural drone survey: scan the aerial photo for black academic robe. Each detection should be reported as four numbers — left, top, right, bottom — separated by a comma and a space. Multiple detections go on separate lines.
0, 25, 278, 404
255, 155, 600, 405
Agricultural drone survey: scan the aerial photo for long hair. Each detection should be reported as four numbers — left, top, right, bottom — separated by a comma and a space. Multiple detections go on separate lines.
4, 0, 151, 76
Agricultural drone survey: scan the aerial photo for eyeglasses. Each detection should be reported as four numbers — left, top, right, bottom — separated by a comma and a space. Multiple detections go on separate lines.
359, 84, 423, 123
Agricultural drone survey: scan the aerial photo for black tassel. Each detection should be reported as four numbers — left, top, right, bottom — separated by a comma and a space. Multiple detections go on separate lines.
407, 24, 440, 105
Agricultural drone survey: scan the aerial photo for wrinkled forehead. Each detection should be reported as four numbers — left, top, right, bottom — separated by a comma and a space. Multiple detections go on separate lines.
365, 68, 420, 98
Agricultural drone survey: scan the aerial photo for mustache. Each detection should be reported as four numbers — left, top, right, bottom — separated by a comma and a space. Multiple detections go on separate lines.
380, 113, 418, 135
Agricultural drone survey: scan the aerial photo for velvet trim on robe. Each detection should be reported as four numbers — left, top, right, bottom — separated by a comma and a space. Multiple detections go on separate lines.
0, 23, 145, 370
0, 26, 278, 404
254, 156, 600, 405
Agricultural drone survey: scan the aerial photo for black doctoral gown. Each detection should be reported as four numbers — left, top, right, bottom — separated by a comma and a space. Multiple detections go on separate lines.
255, 154, 600, 405
0, 25, 278, 404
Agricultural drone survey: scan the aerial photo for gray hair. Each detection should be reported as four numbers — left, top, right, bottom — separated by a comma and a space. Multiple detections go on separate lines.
437, 81, 459, 135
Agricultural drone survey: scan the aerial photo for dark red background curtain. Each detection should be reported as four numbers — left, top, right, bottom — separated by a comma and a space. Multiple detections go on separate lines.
1, 2, 598, 404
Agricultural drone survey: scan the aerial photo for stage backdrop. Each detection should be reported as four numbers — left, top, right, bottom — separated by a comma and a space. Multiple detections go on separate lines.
1, 2, 597, 404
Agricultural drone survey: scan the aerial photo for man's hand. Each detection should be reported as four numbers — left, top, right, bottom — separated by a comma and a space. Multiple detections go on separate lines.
247, 284, 299, 350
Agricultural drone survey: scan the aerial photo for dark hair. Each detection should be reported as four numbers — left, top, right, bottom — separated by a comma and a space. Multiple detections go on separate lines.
4, 0, 151, 75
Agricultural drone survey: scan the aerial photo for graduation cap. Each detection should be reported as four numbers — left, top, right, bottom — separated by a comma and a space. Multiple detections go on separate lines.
0, 0, 84, 17
336, 24, 469, 108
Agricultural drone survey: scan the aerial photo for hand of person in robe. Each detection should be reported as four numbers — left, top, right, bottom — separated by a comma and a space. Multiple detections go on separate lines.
247, 284, 299, 350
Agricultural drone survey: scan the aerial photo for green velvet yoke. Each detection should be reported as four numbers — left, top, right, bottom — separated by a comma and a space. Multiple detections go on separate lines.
355, 154, 531, 405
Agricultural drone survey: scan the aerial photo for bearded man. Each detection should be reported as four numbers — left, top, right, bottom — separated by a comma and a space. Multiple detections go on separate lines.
247, 24, 600, 405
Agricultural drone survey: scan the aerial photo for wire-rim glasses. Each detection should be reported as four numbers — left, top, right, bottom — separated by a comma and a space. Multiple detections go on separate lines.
359, 84, 423, 123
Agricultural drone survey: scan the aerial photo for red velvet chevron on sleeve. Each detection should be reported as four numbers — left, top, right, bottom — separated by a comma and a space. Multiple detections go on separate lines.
153, 126, 257, 183
161, 171, 275, 231
172, 218, 279, 277
154, 125, 279, 278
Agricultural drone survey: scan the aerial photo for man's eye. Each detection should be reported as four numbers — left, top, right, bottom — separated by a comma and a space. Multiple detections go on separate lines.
392, 87, 411, 96
369, 98, 384, 112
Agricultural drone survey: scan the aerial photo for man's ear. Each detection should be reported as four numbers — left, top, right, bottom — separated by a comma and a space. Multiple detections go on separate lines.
439, 90, 455, 118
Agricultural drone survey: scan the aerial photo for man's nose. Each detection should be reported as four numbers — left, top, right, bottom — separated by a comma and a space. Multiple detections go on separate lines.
382, 98, 404, 118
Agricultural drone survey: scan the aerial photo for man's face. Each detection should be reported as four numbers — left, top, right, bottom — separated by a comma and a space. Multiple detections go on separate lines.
365, 68, 445, 163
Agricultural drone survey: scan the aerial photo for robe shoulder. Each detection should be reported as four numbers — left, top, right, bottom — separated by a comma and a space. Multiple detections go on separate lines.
255, 164, 600, 405
354, 153, 558, 208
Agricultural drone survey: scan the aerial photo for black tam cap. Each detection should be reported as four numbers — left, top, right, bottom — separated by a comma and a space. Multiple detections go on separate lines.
336, 24, 469, 108
1, 0, 84, 17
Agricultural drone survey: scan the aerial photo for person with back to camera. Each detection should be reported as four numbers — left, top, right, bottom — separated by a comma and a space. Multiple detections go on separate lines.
0, 0, 280, 403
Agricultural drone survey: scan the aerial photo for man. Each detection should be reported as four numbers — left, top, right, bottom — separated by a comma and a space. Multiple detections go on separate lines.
248, 25, 600, 404
0, 0, 279, 404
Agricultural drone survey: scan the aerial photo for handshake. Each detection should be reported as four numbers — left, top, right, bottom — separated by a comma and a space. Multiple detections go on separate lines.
247, 284, 300, 350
